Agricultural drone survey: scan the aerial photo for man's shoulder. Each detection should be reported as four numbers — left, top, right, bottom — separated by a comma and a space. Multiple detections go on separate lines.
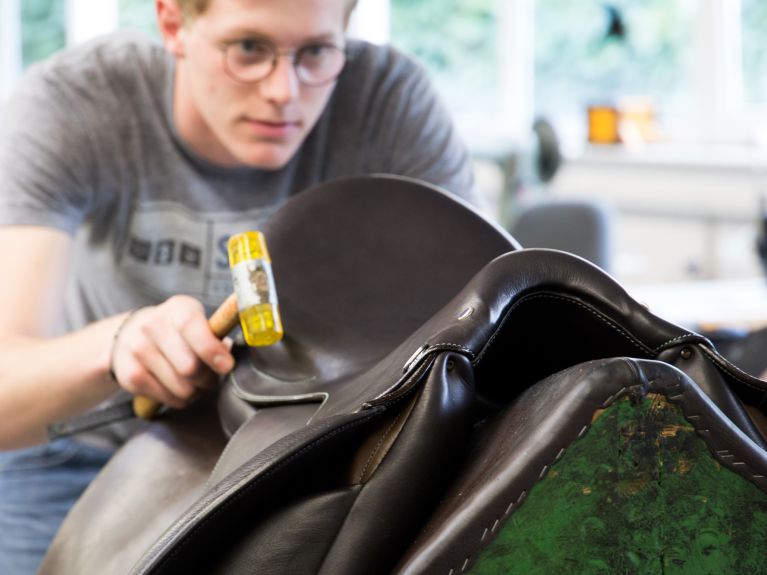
343, 39, 425, 84
26, 32, 167, 96
327, 39, 434, 125
3, 31, 172, 166
58, 31, 162, 63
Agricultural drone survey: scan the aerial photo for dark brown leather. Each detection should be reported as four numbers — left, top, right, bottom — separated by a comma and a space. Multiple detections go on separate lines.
39, 397, 226, 575
134, 354, 476, 575
219, 174, 519, 434
39, 175, 767, 575
394, 357, 767, 574
131, 252, 767, 574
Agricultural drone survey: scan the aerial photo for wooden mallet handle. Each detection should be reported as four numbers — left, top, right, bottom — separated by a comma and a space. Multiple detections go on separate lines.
132, 293, 240, 420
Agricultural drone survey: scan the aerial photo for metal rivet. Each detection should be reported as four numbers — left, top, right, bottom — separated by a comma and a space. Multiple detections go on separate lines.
680, 347, 693, 360
458, 306, 474, 320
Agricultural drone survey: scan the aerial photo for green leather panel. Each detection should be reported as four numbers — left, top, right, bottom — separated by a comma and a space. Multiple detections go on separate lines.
470, 394, 767, 574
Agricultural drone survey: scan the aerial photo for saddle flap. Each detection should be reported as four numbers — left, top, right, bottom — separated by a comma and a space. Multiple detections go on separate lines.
132, 353, 477, 575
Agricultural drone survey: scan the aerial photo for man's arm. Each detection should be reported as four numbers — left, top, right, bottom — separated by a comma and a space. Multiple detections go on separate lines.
0, 226, 234, 449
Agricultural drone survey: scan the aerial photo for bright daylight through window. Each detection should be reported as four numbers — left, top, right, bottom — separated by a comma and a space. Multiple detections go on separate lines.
7, 0, 767, 153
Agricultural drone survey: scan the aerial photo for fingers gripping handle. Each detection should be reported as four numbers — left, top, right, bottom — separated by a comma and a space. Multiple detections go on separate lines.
132, 231, 282, 420
132, 293, 240, 420
207, 293, 242, 338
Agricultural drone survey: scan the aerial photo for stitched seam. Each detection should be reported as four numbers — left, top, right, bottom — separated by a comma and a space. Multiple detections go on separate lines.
472, 292, 705, 366
476, 293, 655, 365
484, 291, 765, 392
453, 380, 767, 574
667, 390, 767, 484
429, 343, 475, 356
699, 345, 767, 393
150, 413, 378, 571
356, 407, 408, 483
451, 382, 636, 574
655, 333, 699, 350
206, 410, 259, 491
371, 357, 434, 408
405, 344, 474, 375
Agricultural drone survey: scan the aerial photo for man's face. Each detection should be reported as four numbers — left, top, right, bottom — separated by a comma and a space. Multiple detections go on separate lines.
174, 0, 348, 169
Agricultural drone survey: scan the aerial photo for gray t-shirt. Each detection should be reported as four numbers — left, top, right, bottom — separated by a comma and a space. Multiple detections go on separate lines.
0, 33, 476, 446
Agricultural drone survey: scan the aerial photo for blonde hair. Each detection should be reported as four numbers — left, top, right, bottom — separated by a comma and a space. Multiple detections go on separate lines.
177, 0, 359, 19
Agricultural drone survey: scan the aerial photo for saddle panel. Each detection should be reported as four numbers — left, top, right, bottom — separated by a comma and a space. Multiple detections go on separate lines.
395, 358, 767, 574
129, 409, 378, 574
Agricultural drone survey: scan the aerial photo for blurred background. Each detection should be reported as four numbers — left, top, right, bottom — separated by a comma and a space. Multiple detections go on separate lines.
4, 0, 767, 331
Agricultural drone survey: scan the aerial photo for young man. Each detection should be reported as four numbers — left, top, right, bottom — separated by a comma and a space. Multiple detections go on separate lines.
0, 0, 477, 571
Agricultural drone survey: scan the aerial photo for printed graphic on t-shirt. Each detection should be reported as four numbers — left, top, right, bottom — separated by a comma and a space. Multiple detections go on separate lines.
118, 202, 277, 307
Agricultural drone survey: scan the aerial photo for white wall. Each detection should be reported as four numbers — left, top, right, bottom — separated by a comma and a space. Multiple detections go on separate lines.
66, 0, 118, 46
347, 0, 389, 44
548, 146, 766, 284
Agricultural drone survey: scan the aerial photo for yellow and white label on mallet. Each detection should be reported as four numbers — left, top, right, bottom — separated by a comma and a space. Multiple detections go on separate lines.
228, 231, 284, 347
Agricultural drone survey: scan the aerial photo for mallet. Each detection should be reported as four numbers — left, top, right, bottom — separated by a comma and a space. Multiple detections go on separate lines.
132, 231, 284, 419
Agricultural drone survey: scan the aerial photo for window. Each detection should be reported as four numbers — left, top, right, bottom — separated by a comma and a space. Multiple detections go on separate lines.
534, 0, 697, 146
118, 0, 159, 39
388, 0, 767, 152
4, 0, 767, 153
742, 0, 767, 106
21, 0, 65, 68
390, 0, 501, 146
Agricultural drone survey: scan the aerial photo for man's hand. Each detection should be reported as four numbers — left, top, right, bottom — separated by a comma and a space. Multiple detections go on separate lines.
110, 295, 235, 409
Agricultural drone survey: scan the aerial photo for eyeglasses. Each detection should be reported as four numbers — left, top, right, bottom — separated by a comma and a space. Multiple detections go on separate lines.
219, 38, 347, 86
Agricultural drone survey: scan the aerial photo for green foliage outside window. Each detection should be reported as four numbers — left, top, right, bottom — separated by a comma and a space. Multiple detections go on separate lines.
390, 0, 696, 143
390, 0, 500, 138
19, 0, 159, 69
534, 0, 695, 131
21, 0, 65, 68
119, 0, 160, 39
742, 0, 767, 104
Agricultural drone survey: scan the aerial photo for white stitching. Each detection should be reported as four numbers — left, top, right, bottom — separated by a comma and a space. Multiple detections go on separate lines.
429, 342, 476, 357
452, 386, 630, 574
656, 333, 699, 349
453, 375, 767, 575
356, 408, 407, 483
475, 293, 654, 363
699, 345, 767, 394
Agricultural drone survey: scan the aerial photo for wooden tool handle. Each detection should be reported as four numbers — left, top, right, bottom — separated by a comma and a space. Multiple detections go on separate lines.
132, 293, 240, 420
208, 293, 241, 338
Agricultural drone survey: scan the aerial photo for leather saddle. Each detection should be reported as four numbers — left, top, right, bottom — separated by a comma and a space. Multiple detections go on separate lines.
40, 176, 767, 574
